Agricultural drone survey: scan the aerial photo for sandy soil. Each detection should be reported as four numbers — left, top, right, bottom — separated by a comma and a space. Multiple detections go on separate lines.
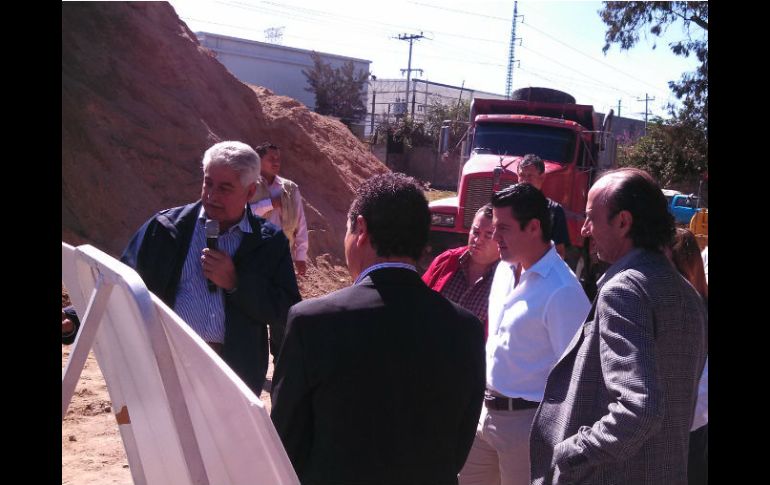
62, 264, 349, 484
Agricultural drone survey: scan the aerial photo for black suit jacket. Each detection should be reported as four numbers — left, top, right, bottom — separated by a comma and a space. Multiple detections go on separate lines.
271, 267, 486, 485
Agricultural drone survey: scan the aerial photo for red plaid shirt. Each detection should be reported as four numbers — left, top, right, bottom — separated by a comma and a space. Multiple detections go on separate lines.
439, 250, 496, 326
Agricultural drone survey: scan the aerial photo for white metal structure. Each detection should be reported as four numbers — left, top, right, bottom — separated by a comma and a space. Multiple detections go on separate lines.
62, 243, 298, 485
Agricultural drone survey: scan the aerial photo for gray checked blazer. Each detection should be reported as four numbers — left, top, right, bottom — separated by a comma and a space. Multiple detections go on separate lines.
529, 249, 707, 485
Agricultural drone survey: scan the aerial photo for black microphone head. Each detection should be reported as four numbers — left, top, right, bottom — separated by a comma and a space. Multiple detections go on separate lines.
205, 219, 220, 239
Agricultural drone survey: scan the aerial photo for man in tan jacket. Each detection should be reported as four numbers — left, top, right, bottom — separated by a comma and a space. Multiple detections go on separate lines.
250, 142, 309, 276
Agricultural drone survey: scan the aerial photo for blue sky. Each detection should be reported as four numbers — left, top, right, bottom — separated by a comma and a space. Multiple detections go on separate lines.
168, 0, 704, 120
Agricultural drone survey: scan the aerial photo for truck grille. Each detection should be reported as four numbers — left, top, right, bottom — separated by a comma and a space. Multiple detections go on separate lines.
463, 178, 515, 228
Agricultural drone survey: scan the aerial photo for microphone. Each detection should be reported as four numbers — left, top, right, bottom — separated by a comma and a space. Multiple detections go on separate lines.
204, 219, 220, 292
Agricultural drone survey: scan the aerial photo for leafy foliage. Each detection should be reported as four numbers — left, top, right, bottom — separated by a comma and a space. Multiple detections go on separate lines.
424, 98, 470, 152
302, 51, 369, 126
375, 98, 471, 150
617, 117, 707, 187
600, 2, 707, 128
375, 116, 432, 149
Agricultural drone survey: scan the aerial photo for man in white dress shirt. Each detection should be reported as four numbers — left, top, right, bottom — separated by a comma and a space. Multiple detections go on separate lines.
250, 142, 309, 276
458, 183, 590, 485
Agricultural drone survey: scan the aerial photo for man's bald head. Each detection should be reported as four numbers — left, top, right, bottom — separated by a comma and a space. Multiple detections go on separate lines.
594, 168, 674, 251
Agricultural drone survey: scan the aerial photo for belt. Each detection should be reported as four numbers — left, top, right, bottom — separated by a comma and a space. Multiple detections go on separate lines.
484, 393, 539, 411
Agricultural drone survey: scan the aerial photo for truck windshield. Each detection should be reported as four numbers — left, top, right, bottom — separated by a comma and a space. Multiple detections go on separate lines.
473, 122, 577, 164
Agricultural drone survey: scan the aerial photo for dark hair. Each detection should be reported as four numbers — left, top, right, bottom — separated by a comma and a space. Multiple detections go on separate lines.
476, 203, 493, 219
348, 172, 430, 260
670, 228, 708, 302
599, 167, 674, 251
518, 154, 544, 174
491, 183, 551, 242
255, 142, 279, 157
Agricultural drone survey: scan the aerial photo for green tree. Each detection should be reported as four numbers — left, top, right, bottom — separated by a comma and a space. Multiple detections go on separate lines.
376, 98, 471, 148
600, 2, 707, 128
302, 52, 369, 127
375, 116, 432, 149
424, 98, 470, 150
618, 117, 707, 187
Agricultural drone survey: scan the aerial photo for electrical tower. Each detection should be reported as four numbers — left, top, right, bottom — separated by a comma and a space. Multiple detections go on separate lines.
264, 27, 284, 44
398, 32, 425, 117
505, 1, 521, 98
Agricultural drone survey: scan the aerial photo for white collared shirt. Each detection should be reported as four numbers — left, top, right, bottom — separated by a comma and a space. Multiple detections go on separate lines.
691, 358, 708, 430
486, 244, 590, 402
250, 175, 309, 261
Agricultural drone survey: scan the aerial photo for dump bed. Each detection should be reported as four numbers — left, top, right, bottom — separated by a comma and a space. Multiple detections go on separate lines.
470, 97, 598, 131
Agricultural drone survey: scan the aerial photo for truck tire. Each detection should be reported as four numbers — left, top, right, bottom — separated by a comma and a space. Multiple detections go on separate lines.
511, 87, 576, 104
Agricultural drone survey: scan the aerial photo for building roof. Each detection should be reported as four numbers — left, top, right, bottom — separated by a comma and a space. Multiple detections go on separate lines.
196, 31, 371, 65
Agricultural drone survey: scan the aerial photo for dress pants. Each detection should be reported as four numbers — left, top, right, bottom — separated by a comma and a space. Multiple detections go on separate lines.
688, 423, 708, 485
458, 405, 538, 485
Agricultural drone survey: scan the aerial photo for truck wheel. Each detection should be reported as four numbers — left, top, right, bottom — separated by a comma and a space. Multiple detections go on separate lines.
510, 87, 576, 104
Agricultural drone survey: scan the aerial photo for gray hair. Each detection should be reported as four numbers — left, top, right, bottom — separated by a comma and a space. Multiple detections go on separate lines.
201, 141, 261, 187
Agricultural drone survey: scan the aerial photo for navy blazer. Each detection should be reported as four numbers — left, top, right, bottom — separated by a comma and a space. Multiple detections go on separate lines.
120, 201, 301, 395
271, 267, 486, 485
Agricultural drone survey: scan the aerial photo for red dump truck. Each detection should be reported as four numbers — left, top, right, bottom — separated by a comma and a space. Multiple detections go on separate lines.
428, 87, 616, 284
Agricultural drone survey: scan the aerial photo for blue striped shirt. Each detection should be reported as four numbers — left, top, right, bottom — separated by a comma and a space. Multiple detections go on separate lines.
173, 207, 253, 344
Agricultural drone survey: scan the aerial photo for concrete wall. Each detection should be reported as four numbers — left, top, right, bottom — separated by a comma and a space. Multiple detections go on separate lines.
380, 144, 460, 190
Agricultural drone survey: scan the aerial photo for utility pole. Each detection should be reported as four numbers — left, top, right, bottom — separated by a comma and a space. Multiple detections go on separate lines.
617, 99, 622, 117
505, 1, 522, 98
398, 32, 425, 117
370, 90, 376, 136
410, 78, 424, 120
636, 93, 656, 134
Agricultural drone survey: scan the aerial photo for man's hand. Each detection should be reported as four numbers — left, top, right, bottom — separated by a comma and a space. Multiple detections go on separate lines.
294, 260, 307, 277
62, 310, 75, 335
271, 196, 283, 211
201, 248, 238, 291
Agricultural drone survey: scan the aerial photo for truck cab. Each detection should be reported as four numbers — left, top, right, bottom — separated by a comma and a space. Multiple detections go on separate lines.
428, 88, 616, 278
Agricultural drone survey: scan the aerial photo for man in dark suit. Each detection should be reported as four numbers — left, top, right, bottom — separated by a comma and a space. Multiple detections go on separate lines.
271, 172, 486, 485
529, 168, 707, 485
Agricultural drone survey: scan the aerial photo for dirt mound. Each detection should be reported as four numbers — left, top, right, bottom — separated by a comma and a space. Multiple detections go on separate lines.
62, 2, 387, 270
62, 4, 391, 480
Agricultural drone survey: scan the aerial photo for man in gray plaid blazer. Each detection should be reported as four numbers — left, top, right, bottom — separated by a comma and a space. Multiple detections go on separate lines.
529, 168, 707, 485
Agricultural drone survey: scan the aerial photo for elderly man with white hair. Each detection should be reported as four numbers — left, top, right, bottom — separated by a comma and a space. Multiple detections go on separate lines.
120, 141, 301, 395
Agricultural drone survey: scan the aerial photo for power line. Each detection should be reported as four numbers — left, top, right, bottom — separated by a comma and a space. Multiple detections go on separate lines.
179, 0, 674, 109
519, 21, 670, 94
517, 44, 640, 98
409, 1, 510, 22
183, 14, 508, 71
408, 0, 671, 97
